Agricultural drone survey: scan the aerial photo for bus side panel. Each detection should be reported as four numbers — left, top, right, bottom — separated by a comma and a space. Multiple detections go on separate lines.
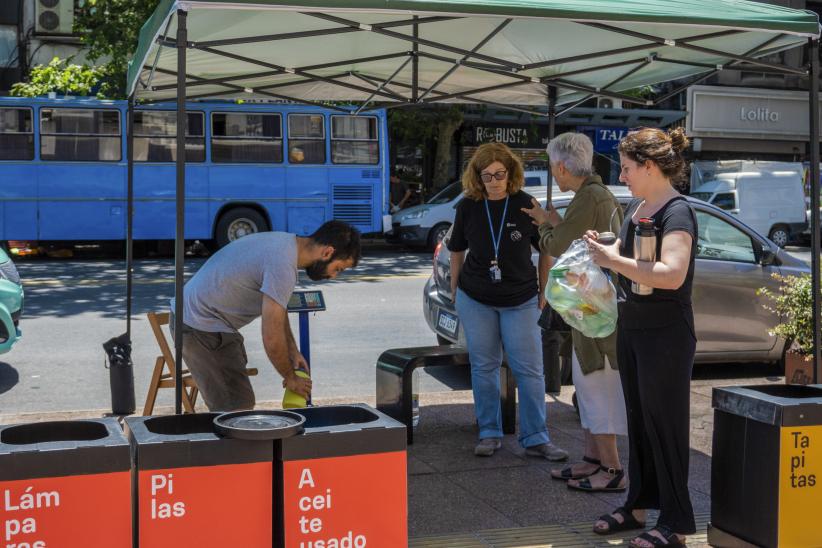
209, 165, 287, 232
0, 163, 38, 241
37, 163, 126, 240
133, 165, 210, 240
329, 167, 381, 234
285, 166, 329, 232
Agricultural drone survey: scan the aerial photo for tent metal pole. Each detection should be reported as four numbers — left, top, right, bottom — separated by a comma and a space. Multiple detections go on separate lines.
174, 8, 188, 415
193, 45, 406, 101
417, 18, 512, 102
355, 56, 412, 114
810, 37, 820, 384
307, 12, 521, 69
412, 16, 419, 102
126, 98, 134, 341
547, 85, 557, 203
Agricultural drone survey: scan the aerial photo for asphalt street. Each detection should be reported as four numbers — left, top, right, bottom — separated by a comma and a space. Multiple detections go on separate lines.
0, 245, 812, 415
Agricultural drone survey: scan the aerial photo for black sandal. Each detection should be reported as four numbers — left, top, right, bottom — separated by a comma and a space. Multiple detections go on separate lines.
550, 456, 600, 480
569, 466, 627, 492
629, 525, 685, 547
593, 506, 645, 536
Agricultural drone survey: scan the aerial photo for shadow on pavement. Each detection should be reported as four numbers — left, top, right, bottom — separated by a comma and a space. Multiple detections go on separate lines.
0, 362, 20, 395
15, 250, 431, 319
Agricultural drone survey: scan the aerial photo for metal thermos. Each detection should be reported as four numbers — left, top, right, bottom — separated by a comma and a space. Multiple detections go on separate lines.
632, 217, 656, 295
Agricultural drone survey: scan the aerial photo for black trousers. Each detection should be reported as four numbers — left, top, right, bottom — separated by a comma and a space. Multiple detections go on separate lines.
617, 302, 696, 535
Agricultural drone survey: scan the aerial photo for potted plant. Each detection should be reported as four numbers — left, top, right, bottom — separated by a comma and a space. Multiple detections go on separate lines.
758, 274, 814, 384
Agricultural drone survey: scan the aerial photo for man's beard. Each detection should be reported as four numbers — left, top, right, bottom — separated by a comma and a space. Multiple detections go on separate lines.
305, 258, 331, 281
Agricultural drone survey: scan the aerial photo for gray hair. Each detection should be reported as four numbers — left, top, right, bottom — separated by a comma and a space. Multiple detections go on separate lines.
546, 132, 594, 177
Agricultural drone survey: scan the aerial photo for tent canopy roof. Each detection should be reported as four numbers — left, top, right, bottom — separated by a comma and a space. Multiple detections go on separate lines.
127, 0, 820, 109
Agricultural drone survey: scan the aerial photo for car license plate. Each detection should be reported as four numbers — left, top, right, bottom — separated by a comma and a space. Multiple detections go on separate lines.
437, 309, 459, 338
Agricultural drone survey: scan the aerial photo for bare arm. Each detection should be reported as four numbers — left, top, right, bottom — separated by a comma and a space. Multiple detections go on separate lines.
585, 230, 692, 290
538, 252, 552, 309
450, 250, 466, 299
261, 294, 312, 397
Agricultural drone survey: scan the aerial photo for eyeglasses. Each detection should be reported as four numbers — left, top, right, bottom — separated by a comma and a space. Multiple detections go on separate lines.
480, 169, 507, 183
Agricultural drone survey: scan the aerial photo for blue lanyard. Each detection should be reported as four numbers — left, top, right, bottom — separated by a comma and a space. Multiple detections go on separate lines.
484, 196, 509, 262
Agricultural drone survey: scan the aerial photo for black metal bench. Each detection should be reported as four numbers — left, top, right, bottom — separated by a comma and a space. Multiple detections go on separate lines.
376, 344, 516, 444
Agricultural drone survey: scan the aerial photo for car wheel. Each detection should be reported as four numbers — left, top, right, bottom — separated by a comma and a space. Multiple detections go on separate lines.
428, 223, 451, 251
768, 225, 790, 248
216, 207, 269, 248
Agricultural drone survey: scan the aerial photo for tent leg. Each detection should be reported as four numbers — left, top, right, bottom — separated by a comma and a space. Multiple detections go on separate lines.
126, 99, 134, 341
174, 8, 188, 415
809, 38, 820, 384
547, 85, 557, 202
412, 16, 419, 102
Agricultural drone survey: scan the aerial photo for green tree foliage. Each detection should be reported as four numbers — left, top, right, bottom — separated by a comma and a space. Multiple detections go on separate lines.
11, 57, 104, 97
389, 105, 464, 187
758, 273, 815, 355
74, 0, 163, 98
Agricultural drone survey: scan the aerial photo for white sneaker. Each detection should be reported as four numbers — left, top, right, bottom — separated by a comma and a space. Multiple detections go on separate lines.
525, 443, 569, 462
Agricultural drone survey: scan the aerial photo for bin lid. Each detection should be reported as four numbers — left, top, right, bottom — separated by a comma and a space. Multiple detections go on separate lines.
214, 410, 305, 440
713, 384, 822, 426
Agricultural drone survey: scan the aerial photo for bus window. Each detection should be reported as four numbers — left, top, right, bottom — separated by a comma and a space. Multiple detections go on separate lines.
135, 110, 205, 162
211, 112, 282, 163
288, 114, 325, 164
331, 115, 379, 165
0, 107, 34, 161
40, 108, 121, 162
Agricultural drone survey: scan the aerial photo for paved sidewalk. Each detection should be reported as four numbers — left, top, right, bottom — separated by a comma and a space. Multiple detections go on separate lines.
0, 373, 780, 547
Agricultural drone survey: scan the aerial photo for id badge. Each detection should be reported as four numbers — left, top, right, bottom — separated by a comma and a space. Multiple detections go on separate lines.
489, 264, 502, 284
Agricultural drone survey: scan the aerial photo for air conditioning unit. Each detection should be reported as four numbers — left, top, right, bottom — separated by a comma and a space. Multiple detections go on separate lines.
597, 97, 623, 109
35, 0, 74, 35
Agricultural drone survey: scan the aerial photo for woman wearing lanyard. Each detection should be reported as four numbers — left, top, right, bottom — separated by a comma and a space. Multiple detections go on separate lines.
448, 142, 568, 461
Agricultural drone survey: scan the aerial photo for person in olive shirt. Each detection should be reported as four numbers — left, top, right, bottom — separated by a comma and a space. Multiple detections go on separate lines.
522, 133, 627, 493
449, 142, 567, 461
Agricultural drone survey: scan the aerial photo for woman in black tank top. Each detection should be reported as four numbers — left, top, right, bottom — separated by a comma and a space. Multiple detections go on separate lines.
582, 128, 697, 547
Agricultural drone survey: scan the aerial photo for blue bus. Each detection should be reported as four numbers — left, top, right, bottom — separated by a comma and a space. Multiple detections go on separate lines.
0, 97, 389, 250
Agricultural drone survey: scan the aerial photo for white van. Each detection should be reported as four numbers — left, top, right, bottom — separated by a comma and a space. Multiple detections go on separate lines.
690, 161, 807, 247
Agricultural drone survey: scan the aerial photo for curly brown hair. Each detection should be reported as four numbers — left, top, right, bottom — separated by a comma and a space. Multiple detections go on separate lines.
461, 142, 525, 200
618, 127, 690, 183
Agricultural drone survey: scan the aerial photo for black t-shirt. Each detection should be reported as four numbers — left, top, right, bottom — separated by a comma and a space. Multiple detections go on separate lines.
448, 190, 540, 307
618, 196, 698, 333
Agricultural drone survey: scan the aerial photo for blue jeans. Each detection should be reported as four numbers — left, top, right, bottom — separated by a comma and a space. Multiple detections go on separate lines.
455, 288, 550, 448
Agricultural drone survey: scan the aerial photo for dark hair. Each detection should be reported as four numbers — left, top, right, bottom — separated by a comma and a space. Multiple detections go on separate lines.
309, 220, 362, 266
618, 127, 690, 183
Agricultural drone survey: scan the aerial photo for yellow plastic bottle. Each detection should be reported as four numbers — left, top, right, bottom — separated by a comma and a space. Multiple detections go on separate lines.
282, 369, 311, 409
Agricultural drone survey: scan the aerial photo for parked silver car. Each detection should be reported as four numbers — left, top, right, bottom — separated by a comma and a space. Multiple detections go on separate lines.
423, 186, 810, 366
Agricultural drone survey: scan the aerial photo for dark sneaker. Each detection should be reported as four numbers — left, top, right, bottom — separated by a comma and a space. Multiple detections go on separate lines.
474, 438, 502, 457
525, 443, 569, 462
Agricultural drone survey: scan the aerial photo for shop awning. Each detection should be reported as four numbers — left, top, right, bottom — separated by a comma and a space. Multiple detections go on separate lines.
127, 0, 820, 110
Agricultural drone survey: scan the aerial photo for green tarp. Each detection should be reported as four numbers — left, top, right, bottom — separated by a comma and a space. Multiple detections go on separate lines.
127, 0, 819, 106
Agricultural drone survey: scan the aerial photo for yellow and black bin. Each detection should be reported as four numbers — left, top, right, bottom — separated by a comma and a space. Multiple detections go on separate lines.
709, 385, 822, 548
0, 418, 132, 547
276, 404, 408, 548
126, 412, 302, 548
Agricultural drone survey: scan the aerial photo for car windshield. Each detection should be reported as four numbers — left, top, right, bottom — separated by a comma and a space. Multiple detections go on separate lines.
427, 182, 462, 205
691, 192, 713, 202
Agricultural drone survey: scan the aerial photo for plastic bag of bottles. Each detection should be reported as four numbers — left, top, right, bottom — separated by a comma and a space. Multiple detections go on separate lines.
545, 239, 618, 338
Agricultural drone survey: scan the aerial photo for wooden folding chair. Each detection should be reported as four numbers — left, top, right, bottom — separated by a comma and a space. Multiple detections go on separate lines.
143, 312, 200, 415
143, 312, 260, 415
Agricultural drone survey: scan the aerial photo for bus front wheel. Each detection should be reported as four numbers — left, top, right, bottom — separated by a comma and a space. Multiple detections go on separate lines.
216, 207, 269, 248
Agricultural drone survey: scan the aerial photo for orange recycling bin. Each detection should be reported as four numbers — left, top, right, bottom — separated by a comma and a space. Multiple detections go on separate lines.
276, 404, 407, 548
0, 418, 132, 548
126, 413, 277, 548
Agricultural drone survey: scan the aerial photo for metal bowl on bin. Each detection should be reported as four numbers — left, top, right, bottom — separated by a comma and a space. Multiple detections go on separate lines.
214, 409, 305, 440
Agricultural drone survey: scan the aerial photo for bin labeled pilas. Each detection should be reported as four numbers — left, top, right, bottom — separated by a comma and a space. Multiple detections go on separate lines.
0, 418, 131, 547
126, 413, 276, 548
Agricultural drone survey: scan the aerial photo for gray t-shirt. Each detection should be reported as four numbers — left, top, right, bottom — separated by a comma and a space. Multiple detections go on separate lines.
178, 232, 298, 333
